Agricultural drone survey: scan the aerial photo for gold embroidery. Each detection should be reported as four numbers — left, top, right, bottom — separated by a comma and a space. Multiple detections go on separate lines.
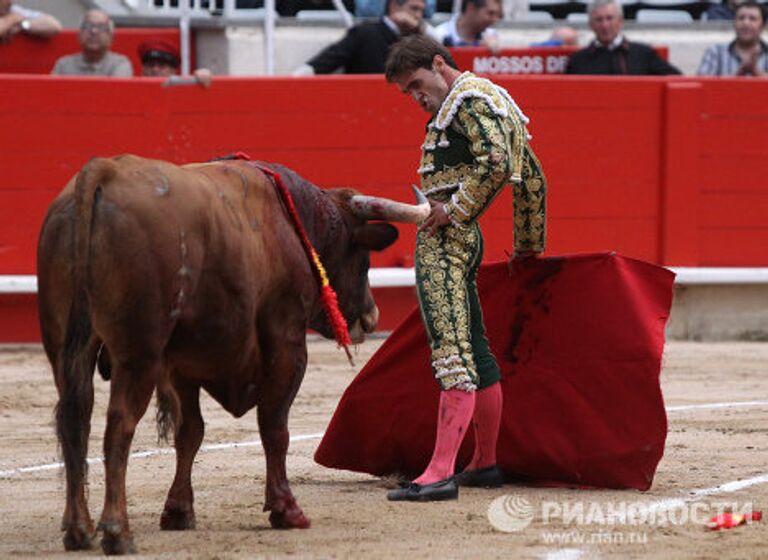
415, 225, 481, 391
415, 74, 546, 390
420, 164, 475, 199
435, 73, 521, 131
513, 149, 547, 252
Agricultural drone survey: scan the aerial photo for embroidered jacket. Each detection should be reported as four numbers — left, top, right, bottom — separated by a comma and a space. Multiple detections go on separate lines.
418, 72, 546, 252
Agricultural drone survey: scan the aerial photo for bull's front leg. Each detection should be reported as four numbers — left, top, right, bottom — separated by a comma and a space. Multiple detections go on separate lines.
257, 339, 310, 529
161, 381, 203, 530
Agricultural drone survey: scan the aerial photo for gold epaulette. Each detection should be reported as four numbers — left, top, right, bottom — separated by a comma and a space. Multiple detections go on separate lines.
433, 72, 530, 132
434, 72, 531, 183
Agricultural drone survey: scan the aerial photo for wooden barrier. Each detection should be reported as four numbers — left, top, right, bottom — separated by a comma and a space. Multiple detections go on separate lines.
1, 74, 767, 341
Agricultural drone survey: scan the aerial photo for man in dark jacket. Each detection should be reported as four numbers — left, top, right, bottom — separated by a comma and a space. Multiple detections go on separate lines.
566, 0, 681, 75
292, 0, 430, 75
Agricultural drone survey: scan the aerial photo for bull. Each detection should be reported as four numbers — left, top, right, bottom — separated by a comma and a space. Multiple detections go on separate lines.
37, 155, 428, 554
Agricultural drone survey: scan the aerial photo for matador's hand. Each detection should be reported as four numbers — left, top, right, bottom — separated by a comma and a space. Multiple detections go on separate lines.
418, 199, 451, 237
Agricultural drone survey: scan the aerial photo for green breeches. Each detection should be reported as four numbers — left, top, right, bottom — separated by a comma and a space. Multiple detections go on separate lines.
415, 222, 501, 392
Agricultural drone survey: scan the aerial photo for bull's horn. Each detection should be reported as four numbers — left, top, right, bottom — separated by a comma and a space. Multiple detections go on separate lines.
350, 186, 430, 223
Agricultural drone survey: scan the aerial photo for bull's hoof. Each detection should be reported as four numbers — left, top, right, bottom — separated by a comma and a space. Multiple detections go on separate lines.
98, 522, 136, 555
160, 505, 196, 530
269, 508, 311, 529
62, 523, 94, 551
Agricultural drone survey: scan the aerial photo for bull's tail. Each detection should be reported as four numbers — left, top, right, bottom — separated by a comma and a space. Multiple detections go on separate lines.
55, 158, 115, 497
155, 378, 180, 444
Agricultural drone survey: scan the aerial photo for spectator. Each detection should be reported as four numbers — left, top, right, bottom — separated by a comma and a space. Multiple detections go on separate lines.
704, 0, 741, 21
531, 25, 579, 47
51, 9, 132, 77
565, 0, 681, 75
355, 0, 435, 18
0, 0, 62, 43
433, 0, 502, 53
292, 0, 432, 75
138, 39, 213, 87
698, 0, 767, 76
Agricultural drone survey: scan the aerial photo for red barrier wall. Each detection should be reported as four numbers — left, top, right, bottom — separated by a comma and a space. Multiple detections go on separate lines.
0, 29, 185, 75
1, 74, 767, 341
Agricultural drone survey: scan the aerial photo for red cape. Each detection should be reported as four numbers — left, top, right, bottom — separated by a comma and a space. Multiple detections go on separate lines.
314, 253, 675, 491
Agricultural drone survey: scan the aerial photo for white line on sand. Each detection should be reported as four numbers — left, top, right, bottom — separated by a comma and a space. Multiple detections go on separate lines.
666, 400, 768, 412
542, 548, 584, 560
0, 432, 324, 479
642, 472, 768, 515
2, 399, 768, 479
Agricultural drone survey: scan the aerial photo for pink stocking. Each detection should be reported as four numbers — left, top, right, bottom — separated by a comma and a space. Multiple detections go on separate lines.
466, 382, 502, 471
414, 389, 476, 485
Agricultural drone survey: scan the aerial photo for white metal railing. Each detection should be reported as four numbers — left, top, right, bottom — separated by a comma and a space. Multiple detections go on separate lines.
126, 0, 255, 18
4, 268, 768, 294
367, 267, 768, 287
118, 0, 354, 75
123, 0, 277, 74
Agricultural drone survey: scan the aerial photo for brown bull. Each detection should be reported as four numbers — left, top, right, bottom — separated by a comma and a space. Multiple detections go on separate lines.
37, 155, 428, 555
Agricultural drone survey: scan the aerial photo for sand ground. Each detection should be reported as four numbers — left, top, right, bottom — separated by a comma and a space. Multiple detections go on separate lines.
1, 340, 766, 559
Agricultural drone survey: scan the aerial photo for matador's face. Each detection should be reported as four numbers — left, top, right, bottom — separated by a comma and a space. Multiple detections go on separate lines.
393, 58, 452, 115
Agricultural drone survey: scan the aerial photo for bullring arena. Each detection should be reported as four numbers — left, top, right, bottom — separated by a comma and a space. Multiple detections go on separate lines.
1, 339, 767, 558
2, 1, 768, 559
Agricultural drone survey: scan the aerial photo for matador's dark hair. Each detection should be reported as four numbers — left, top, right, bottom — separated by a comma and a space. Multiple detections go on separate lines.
385, 35, 458, 82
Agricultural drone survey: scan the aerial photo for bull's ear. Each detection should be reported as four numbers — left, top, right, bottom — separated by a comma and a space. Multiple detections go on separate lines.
352, 223, 399, 252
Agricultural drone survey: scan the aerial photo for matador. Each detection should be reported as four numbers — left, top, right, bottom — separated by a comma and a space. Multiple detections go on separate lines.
384, 35, 546, 501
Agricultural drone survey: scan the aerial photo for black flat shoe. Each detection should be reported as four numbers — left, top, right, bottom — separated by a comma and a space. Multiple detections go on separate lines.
386, 478, 458, 502
454, 465, 505, 488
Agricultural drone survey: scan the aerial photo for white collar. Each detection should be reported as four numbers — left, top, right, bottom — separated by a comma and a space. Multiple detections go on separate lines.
594, 34, 625, 51
382, 16, 400, 36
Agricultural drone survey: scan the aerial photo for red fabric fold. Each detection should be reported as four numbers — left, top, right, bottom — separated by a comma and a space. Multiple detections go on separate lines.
314, 252, 675, 490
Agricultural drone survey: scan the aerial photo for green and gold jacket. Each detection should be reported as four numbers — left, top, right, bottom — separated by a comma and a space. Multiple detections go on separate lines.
418, 72, 546, 253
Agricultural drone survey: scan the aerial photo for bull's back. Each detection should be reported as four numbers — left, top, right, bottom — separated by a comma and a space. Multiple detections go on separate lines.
39, 155, 317, 374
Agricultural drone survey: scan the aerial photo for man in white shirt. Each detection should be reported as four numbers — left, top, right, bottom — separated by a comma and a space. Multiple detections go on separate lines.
433, 0, 502, 54
0, 0, 61, 43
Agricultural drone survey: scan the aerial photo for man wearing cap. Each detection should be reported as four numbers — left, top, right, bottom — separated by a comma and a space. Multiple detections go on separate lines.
139, 39, 180, 77
51, 9, 132, 77
138, 39, 212, 87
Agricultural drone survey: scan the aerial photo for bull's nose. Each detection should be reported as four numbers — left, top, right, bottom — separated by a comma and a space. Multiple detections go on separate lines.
361, 305, 379, 333
349, 321, 366, 345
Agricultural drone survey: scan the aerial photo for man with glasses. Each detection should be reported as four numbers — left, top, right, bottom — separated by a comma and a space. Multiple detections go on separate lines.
51, 9, 132, 77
